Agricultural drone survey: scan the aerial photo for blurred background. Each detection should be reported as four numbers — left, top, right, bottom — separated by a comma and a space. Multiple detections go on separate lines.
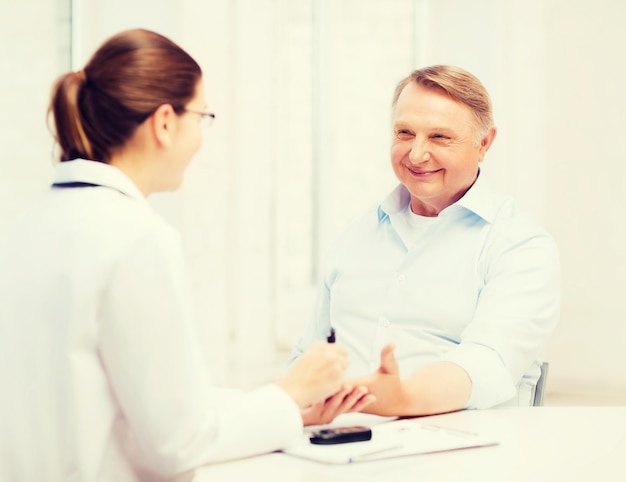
2, 0, 625, 405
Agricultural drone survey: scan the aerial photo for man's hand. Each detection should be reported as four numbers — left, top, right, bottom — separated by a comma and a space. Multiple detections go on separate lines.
350, 343, 472, 416
347, 343, 413, 416
301, 385, 376, 426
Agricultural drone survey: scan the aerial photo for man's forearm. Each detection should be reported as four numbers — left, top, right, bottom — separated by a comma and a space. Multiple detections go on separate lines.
356, 361, 472, 417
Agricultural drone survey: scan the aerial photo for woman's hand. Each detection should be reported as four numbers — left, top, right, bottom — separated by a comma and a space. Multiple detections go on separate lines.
276, 341, 349, 409
301, 385, 376, 426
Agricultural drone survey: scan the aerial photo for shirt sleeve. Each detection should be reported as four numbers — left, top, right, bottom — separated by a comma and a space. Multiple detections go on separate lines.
99, 225, 302, 477
441, 226, 560, 409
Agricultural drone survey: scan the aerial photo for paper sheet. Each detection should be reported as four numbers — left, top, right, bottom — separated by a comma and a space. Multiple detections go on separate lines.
283, 416, 499, 464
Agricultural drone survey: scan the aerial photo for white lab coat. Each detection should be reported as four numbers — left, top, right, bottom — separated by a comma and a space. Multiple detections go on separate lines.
0, 160, 302, 482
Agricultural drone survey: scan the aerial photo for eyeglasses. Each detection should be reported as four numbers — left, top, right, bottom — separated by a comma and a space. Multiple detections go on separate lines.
183, 109, 216, 126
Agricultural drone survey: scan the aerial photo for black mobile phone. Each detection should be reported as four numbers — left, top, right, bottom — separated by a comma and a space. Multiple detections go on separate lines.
309, 426, 373, 445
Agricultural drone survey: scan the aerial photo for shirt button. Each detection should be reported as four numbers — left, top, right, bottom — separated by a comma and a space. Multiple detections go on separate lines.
379, 317, 390, 327
398, 273, 406, 281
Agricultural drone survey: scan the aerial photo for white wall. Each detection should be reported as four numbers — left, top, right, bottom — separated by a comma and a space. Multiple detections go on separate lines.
541, 0, 626, 396
2, 0, 625, 401
0, 0, 62, 236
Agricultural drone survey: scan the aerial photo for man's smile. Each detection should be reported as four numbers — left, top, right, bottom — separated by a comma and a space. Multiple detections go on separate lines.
406, 166, 442, 177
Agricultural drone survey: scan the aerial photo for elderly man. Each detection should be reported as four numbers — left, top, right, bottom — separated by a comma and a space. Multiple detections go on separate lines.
291, 65, 560, 418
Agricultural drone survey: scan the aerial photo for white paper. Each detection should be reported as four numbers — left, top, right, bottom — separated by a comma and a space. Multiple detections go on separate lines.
283, 417, 499, 464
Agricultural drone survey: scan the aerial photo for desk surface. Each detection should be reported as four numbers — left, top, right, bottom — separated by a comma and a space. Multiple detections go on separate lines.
192, 407, 626, 482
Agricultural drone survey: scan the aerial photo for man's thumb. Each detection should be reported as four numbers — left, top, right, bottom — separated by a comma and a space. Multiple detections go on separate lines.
379, 343, 399, 375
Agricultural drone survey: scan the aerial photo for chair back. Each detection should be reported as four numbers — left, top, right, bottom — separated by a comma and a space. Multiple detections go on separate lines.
533, 362, 549, 406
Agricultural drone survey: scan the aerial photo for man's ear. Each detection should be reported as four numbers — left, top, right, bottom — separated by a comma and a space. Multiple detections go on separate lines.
478, 126, 497, 162
150, 104, 177, 147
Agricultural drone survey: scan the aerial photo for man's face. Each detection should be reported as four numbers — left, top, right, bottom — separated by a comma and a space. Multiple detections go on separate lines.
390, 82, 495, 216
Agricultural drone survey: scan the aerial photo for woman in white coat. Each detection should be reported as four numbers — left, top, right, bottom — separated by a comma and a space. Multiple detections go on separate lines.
0, 29, 372, 482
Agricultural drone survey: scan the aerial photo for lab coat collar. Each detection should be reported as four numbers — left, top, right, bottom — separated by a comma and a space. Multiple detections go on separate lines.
53, 159, 147, 201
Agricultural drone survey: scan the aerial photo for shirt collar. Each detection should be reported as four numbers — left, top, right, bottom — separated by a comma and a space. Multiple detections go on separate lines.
52, 159, 147, 201
378, 184, 409, 221
377, 170, 499, 224
451, 171, 499, 223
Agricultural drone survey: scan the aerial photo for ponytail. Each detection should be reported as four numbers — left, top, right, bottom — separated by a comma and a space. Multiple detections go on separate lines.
48, 70, 94, 162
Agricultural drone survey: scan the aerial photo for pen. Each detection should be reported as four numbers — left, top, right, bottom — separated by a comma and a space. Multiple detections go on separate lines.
327, 327, 336, 343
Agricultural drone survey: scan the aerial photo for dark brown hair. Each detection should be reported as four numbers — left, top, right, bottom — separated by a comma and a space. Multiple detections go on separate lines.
48, 29, 202, 163
392, 65, 494, 143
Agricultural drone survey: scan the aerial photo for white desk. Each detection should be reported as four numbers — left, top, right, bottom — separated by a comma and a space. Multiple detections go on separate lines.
192, 407, 626, 482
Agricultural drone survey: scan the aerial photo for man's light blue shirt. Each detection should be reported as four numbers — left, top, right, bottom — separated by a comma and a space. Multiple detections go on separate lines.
290, 174, 560, 409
